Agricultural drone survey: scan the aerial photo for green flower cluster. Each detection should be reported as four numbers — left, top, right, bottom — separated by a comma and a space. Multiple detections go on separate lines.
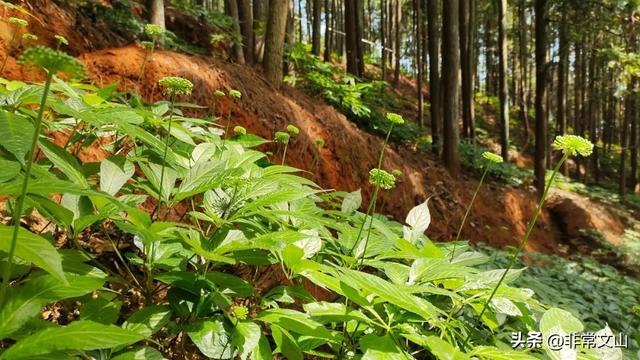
369, 169, 396, 190
386, 112, 405, 125
214, 90, 225, 97
54, 35, 69, 46
8, 17, 27, 27
144, 24, 165, 38
229, 89, 242, 99
18, 46, 86, 78
22, 33, 37, 41
233, 125, 246, 135
287, 124, 299, 135
158, 76, 193, 96
139, 41, 154, 49
275, 131, 290, 144
482, 151, 503, 164
553, 135, 593, 157
315, 138, 325, 147
230, 304, 249, 320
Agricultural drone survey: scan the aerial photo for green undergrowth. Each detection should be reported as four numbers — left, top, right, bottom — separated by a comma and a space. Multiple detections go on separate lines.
0, 63, 631, 359
477, 244, 640, 356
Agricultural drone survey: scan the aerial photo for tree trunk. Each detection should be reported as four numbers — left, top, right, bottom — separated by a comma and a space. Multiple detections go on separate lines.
442, 0, 460, 175
227, 0, 246, 64
356, 0, 365, 75
427, 0, 441, 154
393, 0, 402, 86
344, 0, 361, 76
631, 80, 638, 191
416, 0, 423, 126
534, 0, 547, 197
621, 93, 631, 197
460, 0, 474, 140
238, 0, 255, 63
149, 0, 165, 29
498, 0, 509, 161
381, 0, 386, 80
253, 0, 269, 62
517, 0, 530, 149
263, 0, 289, 88
324, 0, 332, 61
312, 0, 322, 55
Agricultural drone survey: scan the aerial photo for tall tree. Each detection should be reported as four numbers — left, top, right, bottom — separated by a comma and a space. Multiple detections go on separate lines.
238, 0, 255, 63
427, 0, 441, 154
442, 0, 460, 175
149, 0, 165, 30
253, 0, 269, 62
312, 0, 322, 55
497, 0, 508, 161
534, 0, 547, 196
381, 0, 386, 80
227, 0, 246, 64
393, 0, 402, 85
416, 0, 424, 126
344, 0, 363, 76
323, 0, 333, 61
263, 0, 289, 87
460, 0, 475, 140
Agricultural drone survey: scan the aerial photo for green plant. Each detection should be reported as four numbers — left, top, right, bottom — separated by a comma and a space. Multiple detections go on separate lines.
137, 24, 165, 81
0, 17, 28, 74
463, 135, 594, 349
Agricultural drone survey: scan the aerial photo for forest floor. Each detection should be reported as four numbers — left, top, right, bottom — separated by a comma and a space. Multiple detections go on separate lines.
2, 0, 637, 274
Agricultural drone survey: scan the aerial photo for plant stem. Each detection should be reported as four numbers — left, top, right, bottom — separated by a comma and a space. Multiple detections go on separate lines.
0, 71, 54, 307
220, 102, 233, 153
355, 186, 379, 268
0, 28, 18, 74
137, 39, 156, 81
154, 93, 176, 220
281, 142, 288, 165
450, 164, 491, 261
461, 153, 568, 349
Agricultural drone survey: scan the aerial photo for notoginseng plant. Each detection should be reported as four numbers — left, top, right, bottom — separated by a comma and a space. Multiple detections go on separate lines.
54, 34, 68, 51
463, 134, 594, 348
450, 151, 503, 260
220, 89, 241, 151
0, 46, 86, 306
137, 24, 165, 81
0, 17, 28, 74
349, 112, 403, 266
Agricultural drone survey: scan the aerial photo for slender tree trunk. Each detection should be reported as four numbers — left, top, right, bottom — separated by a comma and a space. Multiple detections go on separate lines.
534, 0, 547, 197
427, 0, 441, 154
227, 0, 246, 64
253, 0, 269, 62
312, 0, 322, 55
149, 0, 166, 30
517, 0, 530, 150
460, 0, 474, 140
263, 0, 289, 88
324, 0, 332, 61
393, 0, 401, 86
356, 0, 365, 75
344, 0, 360, 76
298, 0, 303, 41
381, 0, 386, 80
442, 0, 460, 175
238, 0, 255, 63
621, 93, 631, 197
498, 0, 508, 161
631, 80, 638, 191
416, 0, 424, 126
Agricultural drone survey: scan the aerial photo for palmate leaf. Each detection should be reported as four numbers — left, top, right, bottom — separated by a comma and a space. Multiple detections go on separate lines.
38, 139, 89, 187
100, 156, 135, 196
122, 305, 172, 338
231, 321, 262, 360
0, 273, 105, 339
0, 320, 145, 359
0, 224, 65, 282
0, 110, 34, 163
186, 317, 234, 359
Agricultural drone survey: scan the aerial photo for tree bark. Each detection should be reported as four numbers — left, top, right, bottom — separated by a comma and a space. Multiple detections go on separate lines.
238, 0, 255, 63
427, 0, 441, 154
344, 0, 361, 76
263, 0, 289, 87
253, 0, 269, 62
498, 0, 509, 161
226, 0, 246, 64
517, 0, 530, 149
393, 0, 402, 86
324, 0, 333, 61
416, 0, 424, 126
534, 0, 547, 197
621, 93, 631, 196
459, 0, 475, 140
442, 0, 460, 175
312, 0, 322, 55
381, 0, 386, 80
149, 0, 165, 29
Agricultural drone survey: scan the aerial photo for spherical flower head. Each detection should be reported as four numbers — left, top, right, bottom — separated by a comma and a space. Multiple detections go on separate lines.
18, 46, 86, 79
391, 168, 403, 177
54, 34, 69, 46
314, 138, 325, 147
386, 112, 404, 125
229, 89, 242, 100
214, 90, 225, 97
144, 24, 165, 38
286, 124, 299, 135
139, 41, 154, 49
230, 304, 249, 320
158, 76, 193, 96
369, 168, 396, 190
275, 131, 290, 144
553, 135, 593, 157
9, 17, 28, 27
233, 125, 246, 135
22, 33, 38, 41
482, 151, 503, 164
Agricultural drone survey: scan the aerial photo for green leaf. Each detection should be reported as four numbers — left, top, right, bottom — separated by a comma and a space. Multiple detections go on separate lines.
186, 318, 234, 359
470, 346, 538, 360
100, 156, 135, 196
0, 224, 65, 282
0, 110, 33, 163
403, 199, 431, 243
79, 294, 122, 324
424, 336, 468, 360
271, 325, 302, 360
360, 334, 409, 360
341, 189, 362, 213
231, 321, 261, 360
540, 307, 584, 335
257, 308, 340, 343
122, 305, 172, 338
0, 273, 105, 339
0, 320, 145, 359
111, 347, 166, 360
38, 139, 89, 187
303, 302, 371, 324
206, 272, 255, 297
0, 158, 20, 183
